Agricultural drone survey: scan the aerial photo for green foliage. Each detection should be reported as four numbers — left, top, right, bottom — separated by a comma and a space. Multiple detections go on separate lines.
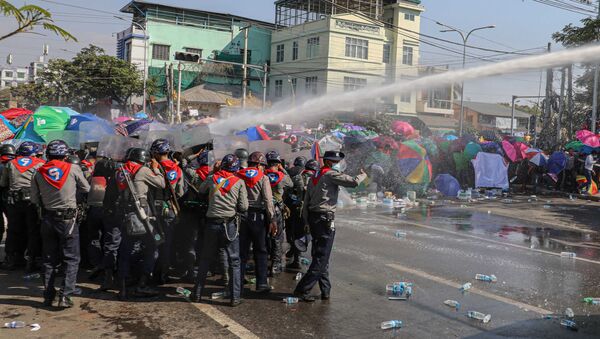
362, 114, 395, 135
0, 0, 76, 42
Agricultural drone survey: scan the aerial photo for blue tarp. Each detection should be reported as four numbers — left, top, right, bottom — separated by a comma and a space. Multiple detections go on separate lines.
434, 174, 461, 197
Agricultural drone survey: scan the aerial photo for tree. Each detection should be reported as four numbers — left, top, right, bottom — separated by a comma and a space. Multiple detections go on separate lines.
0, 0, 76, 42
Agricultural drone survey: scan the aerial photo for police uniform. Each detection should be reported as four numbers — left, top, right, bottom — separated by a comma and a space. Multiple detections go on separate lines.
237, 152, 274, 292
0, 144, 16, 262
294, 151, 366, 301
0, 142, 45, 271
31, 140, 90, 308
192, 154, 248, 306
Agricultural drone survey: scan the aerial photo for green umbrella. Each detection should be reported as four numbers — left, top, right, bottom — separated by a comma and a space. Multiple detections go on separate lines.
565, 140, 584, 152
464, 141, 482, 160
33, 106, 70, 141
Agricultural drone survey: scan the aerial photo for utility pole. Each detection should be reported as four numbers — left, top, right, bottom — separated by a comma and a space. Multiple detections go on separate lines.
511, 95, 517, 136
262, 63, 268, 112
568, 64, 574, 138
557, 67, 566, 144
544, 43, 553, 133
242, 26, 249, 109
591, 1, 600, 133
169, 63, 174, 124
177, 62, 182, 124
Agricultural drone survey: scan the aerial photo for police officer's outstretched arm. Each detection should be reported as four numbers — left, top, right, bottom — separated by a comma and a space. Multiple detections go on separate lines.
73, 165, 91, 193
329, 169, 368, 188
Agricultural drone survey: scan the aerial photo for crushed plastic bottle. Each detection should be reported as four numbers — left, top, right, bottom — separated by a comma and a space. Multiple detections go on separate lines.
475, 274, 497, 283
295, 272, 303, 281
582, 297, 600, 305
560, 319, 578, 331
383, 198, 394, 207
395, 231, 407, 238
300, 257, 311, 265
502, 199, 513, 204
543, 314, 561, 320
282, 297, 299, 304
459, 282, 472, 293
4, 321, 26, 328
380, 320, 402, 330
444, 300, 461, 310
386, 282, 413, 296
560, 252, 577, 258
565, 308, 574, 318
467, 311, 491, 323
211, 291, 227, 300
176, 287, 191, 298
23, 273, 41, 280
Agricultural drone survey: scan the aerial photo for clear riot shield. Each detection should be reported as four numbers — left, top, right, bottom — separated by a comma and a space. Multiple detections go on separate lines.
290, 149, 313, 162
97, 135, 143, 161
79, 120, 114, 143
212, 136, 248, 160
46, 130, 80, 149
249, 140, 292, 161
139, 129, 183, 152
181, 125, 212, 149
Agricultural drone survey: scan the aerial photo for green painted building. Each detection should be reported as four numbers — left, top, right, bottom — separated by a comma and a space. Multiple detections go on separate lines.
117, 0, 274, 101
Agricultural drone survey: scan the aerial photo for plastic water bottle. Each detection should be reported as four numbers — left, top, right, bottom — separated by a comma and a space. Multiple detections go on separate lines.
176, 287, 191, 298
444, 300, 461, 310
560, 319, 578, 331
386, 282, 412, 296
282, 297, 299, 304
295, 272, 303, 281
565, 308, 574, 318
560, 252, 577, 258
23, 273, 41, 280
3, 321, 26, 328
383, 198, 394, 207
582, 297, 600, 305
459, 282, 472, 292
405, 285, 413, 298
211, 291, 225, 300
467, 311, 491, 323
380, 320, 402, 330
543, 314, 561, 320
475, 274, 497, 283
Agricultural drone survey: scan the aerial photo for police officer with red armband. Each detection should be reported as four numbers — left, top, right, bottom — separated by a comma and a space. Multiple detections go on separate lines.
1, 142, 45, 272
31, 140, 90, 308
237, 151, 275, 293
0, 144, 16, 261
192, 154, 248, 306
265, 151, 293, 275
293, 151, 366, 302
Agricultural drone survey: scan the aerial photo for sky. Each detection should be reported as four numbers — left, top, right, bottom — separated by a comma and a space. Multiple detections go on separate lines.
0, 0, 593, 104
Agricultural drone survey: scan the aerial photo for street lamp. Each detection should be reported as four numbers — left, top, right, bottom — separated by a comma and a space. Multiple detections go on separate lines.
116, 16, 148, 114
436, 21, 495, 137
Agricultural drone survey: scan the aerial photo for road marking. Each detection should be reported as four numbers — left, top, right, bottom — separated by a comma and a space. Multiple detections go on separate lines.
191, 302, 260, 339
376, 214, 600, 266
386, 263, 552, 315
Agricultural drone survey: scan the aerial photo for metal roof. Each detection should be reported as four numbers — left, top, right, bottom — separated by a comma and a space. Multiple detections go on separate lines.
155, 83, 235, 105
417, 114, 458, 128
462, 101, 531, 118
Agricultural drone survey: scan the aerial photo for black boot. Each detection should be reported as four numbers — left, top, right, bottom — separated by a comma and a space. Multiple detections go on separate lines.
134, 275, 159, 297
191, 283, 202, 303
99, 269, 114, 291
118, 278, 128, 301
43, 288, 56, 307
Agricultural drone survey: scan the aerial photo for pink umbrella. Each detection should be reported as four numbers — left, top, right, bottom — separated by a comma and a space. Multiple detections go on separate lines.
114, 116, 133, 123
392, 121, 415, 136
513, 142, 528, 161
501, 140, 517, 162
576, 129, 600, 147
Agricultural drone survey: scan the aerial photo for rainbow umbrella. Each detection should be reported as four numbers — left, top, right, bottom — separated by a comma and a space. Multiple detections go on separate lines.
525, 148, 548, 166
396, 140, 432, 184
392, 121, 415, 137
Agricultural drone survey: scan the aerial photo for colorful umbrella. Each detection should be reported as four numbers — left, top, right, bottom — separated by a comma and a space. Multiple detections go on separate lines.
565, 140, 584, 152
547, 151, 567, 175
464, 142, 482, 160
392, 121, 415, 136
434, 174, 460, 197
1, 107, 32, 120
501, 140, 517, 162
418, 137, 439, 157
373, 136, 399, 150
445, 134, 458, 141
513, 142, 529, 160
396, 140, 432, 184
576, 129, 600, 147
32, 106, 71, 141
65, 113, 104, 131
525, 148, 548, 166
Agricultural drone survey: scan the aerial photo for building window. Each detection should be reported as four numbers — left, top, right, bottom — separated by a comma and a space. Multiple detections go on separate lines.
292, 41, 299, 60
345, 37, 368, 60
185, 47, 203, 58
402, 46, 413, 65
404, 13, 415, 21
307, 37, 320, 58
385, 17, 393, 28
305, 76, 318, 95
152, 44, 170, 60
400, 92, 411, 103
383, 44, 391, 64
290, 78, 297, 94
4, 71, 13, 78
17, 72, 26, 79
343, 77, 367, 92
276, 44, 285, 62
274, 79, 283, 98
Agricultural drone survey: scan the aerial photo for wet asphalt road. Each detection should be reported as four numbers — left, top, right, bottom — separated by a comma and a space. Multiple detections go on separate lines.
1, 199, 600, 338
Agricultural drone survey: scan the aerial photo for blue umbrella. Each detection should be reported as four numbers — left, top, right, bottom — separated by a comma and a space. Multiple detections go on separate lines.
434, 174, 461, 197
66, 113, 102, 131
547, 151, 567, 175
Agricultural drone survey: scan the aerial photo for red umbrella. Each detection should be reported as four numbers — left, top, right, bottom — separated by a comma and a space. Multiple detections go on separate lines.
513, 142, 528, 161
392, 121, 415, 136
576, 129, 600, 148
1, 108, 32, 120
373, 136, 399, 150
501, 140, 517, 162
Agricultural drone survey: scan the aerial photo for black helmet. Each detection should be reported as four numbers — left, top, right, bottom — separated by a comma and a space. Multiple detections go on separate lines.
305, 159, 319, 172
46, 140, 69, 158
150, 138, 171, 154
293, 156, 307, 167
197, 151, 210, 166
323, 151, 345, 161
65, 154, 81, 165
0, 144, 16, 157
17, 141, 39, 156
220, 154, 240, 172
266, 150, 281, 164
234, 148, 249, 161
248, 151, 267, 167
128, 148, 150, 164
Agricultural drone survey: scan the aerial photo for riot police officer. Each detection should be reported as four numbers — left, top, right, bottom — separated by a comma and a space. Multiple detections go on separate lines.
0, 141, 45, 272
265, 151, 293, 275
0, 144, 16, 258
192, 154, 248, 306
31, 140, 90, 308
235, 148, 249, 169
237, 151, 275, 293
294, 151, 366, 302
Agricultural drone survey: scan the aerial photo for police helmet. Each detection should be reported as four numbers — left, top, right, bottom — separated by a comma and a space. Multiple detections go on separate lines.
305, 159, 319, 172
46, 140, 70, 158
323, 151, 345, 161
150, 138, 171, 154
248, 151, 267, 167
220, 154, 240, 172
0, 144, 16, 157
65, 154, 81, 165
16, 141, 39, 156
128, 148, 150, 164
234, 148, 249, 161
293, 156, 307, 167
266, 150, 281, 164
197, 151, 210, 166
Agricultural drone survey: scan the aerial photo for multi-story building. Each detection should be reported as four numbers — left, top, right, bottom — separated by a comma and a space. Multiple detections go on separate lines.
0, 67, 29, 89
117, 0, 274, 100
270, 0, 454, 124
